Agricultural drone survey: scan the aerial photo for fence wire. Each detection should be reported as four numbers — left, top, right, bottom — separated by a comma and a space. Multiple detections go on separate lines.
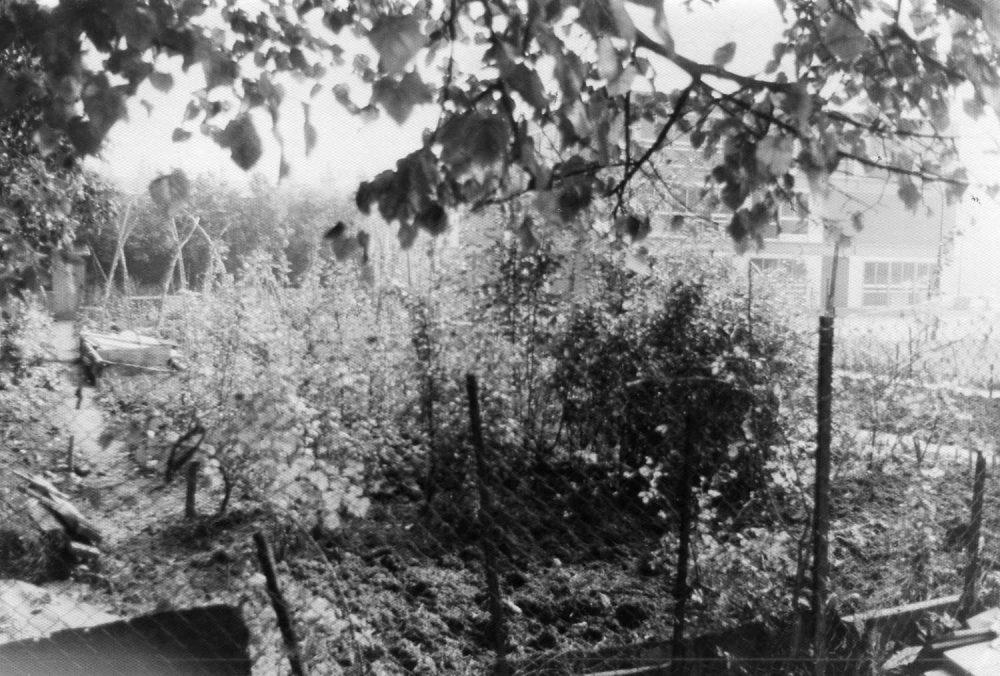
3, 283, 1000, 676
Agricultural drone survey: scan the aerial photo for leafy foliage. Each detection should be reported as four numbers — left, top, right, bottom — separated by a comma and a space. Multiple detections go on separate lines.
0, 45, 117, 297
0, 0, 994, 256
551, 248, 808, 508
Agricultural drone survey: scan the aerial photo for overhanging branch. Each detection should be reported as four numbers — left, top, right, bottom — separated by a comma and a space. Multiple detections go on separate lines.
607, 80, 697, 210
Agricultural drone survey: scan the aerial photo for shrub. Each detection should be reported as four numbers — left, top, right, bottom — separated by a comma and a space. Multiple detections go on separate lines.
551, 248, 808, 512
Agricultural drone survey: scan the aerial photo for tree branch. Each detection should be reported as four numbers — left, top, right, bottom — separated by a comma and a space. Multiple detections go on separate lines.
838, 150, 969, 187
607, 81, 697, 209
635, 30, 793, 93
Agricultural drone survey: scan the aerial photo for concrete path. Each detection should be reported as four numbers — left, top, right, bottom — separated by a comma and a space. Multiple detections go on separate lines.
48, 322, 106, 464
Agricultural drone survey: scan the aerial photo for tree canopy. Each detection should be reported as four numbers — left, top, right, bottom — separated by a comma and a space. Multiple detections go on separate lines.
1, 0, 999, 258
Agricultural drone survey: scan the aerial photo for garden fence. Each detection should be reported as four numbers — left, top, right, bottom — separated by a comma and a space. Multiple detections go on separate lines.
3, 296, 1000, 676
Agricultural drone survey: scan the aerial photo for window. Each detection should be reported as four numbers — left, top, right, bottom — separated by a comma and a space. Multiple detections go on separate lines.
658, 183, 728, 228
862, 260, 934, 306
777, 203, 809, 236
749, 257, 809, 300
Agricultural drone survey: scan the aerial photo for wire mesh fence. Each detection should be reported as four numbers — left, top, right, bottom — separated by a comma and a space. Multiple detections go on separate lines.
3, 258, 1000, 676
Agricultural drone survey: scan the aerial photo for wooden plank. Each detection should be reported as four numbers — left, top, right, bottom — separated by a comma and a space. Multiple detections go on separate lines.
966, 608, 1000, 632
80, 330, 177, 369
945, 640, 1000, 676
842, 594, 961, 625
0, 580, 120, 643
586, 664, 672, 676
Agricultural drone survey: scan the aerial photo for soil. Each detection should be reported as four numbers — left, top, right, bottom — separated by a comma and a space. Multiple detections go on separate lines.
4, 349, 1000, 674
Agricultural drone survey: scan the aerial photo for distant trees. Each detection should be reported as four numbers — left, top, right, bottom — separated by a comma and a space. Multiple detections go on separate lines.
86, 175, 357, 292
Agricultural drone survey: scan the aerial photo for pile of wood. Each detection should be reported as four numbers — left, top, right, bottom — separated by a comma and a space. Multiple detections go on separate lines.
80, 329, 184, 383
15, 471, 101, 568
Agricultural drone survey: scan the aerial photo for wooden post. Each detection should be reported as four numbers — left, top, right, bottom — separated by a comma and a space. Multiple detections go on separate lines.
959, 452, 987, 621
185, 460, 200, 520
813, 315, 835, 676
253, 531, 307, 676
66, 436, 74, 476
466, 373, 509, 676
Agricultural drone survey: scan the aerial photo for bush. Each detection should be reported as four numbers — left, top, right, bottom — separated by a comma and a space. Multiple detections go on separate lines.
551, 248, 808, 512
99, 255, 389, 526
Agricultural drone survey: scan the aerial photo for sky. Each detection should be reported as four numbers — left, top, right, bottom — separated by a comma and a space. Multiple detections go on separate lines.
86, 0, 787, 194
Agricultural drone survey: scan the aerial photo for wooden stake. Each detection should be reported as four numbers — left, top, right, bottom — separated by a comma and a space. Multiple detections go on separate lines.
959, 452, 987, 621
253, 531, 307, 676
185, 460, 200, 520
466, 373, 509, 676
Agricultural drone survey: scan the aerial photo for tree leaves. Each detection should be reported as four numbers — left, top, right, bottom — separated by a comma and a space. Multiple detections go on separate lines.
823, 14, 867, 63
0, 0, 993, 254
217, 114, 262, 170
614, 213, 651, 242
149, 169, 191, 214
755, 135, 795, 176
578, 0, 635, 42
356, 149, 442, 230
372, 71, 432, 125
0, 71, 42, 117
505, 64, 548, 110
414, 202, 448, 235
324, 221, 370, 261
82, 74, 127, 138
438, 113, 509, 179
597, 37, 622, 81
368, 14, 424, 75
148, 71, 174, 93
713, 42, 736, 68
302, 103, 317, 155
897, 177, 921, 211
114, 6, 158, 52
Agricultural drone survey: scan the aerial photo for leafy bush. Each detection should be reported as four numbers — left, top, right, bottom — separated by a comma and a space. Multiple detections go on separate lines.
551, 248, 808, 512
99, 256, 389, 526
1, 296, 55, 370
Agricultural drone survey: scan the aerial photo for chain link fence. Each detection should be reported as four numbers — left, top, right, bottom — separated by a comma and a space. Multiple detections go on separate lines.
3, 259, 1000, 675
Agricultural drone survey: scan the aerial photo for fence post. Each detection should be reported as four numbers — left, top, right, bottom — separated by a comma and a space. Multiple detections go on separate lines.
466, 373, 509, 676
813, 314, 835, 676
959, 452, 987, 621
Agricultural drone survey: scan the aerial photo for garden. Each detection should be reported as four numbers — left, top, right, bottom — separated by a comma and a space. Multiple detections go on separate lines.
4, 197, 1000, 674
4, 0, 1000, 670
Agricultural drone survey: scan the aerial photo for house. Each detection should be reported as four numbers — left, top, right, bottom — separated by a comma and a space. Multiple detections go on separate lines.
643, 147, 961, 312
